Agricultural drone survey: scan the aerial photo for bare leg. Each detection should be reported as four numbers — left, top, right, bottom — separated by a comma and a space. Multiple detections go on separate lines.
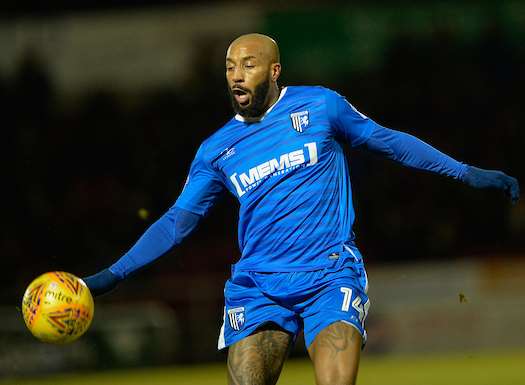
307, 321, 362, 385
227, 324, 293, 385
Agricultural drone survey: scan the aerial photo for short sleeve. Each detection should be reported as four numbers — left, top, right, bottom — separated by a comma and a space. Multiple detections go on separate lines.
325, 89, 375, 147
174, 142, 224, 216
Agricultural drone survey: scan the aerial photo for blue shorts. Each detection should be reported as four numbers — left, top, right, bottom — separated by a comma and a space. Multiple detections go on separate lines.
217, 245, 370, 349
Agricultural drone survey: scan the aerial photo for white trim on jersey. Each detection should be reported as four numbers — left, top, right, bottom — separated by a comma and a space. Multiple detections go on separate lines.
234, 87, 288, 123
363, 268, 369, 294
344, 99, 369, 120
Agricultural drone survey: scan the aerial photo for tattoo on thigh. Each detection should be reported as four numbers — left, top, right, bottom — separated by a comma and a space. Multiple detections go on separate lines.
316, 323, 357, 358
227, 327, 292, 385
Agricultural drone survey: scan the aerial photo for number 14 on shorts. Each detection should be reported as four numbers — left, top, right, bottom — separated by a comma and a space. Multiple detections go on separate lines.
340, 287, 370, 326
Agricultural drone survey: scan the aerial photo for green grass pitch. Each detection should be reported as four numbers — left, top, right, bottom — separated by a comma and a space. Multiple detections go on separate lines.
2, 350, 524, 385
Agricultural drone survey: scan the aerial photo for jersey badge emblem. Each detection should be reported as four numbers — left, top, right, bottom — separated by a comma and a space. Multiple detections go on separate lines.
228, 307, 245, 331
290, 110, 309, 133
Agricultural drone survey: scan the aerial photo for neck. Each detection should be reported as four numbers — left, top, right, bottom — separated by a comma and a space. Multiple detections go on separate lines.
242, 83, 280, 123
265, 83, 280, 111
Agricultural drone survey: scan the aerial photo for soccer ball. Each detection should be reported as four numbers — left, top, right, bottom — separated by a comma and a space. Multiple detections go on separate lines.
21, 271, 94, 344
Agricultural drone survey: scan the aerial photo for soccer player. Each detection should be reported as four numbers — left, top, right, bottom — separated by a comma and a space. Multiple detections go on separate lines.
84, 34, 519, 385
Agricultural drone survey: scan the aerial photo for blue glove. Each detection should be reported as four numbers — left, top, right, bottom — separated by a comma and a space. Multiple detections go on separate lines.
82, 268, 121, 297
462, 166, 520, 204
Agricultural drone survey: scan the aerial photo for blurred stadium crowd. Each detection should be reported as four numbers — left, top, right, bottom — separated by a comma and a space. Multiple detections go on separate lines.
3, 6, 525, 304
0, 3, 523, 376
2, 3, 524, 316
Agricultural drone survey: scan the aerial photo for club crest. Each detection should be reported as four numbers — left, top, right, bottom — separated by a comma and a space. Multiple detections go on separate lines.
227, 307, 245, 331
290, 110, 309, 133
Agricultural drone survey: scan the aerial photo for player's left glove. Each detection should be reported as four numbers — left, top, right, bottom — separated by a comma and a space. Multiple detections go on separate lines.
82, 268, 121, 297
462, 166, 520, 204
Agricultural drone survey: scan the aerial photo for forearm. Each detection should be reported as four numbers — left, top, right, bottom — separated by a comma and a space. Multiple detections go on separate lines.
84, 206, 202, 295
360, 123, 520, 203
361, 123, 467, 179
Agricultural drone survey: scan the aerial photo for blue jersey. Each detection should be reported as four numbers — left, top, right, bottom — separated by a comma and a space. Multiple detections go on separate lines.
175, 86, 374, 272
108, 85, 466, 279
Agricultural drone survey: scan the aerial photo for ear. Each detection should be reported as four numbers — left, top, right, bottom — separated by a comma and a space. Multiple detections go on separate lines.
270, 63, 281, 82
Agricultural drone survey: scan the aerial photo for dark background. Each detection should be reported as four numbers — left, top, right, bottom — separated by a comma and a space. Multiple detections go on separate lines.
1, 0, 524, 367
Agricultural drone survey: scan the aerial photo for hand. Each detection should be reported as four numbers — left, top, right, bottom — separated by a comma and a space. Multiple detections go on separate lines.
82, 268, 121, 297
462, 166, 520, 204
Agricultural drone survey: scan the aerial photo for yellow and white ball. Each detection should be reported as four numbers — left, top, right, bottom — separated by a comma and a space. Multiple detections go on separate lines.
22, 271, 94, 344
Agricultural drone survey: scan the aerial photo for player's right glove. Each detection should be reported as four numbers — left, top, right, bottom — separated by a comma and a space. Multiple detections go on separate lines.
462, 166, 520, 204
82, 268, 121, 297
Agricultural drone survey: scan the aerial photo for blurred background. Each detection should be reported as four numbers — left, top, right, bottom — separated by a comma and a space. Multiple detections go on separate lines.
1, 1, 524, 384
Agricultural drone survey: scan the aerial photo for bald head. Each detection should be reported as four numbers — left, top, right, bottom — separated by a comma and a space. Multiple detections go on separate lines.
226, 33, 282, 120
227, 33, 280, 63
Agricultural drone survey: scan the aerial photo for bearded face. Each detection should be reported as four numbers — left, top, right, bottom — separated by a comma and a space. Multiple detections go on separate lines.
228, 76, 271, 118
225, 35, 281, 120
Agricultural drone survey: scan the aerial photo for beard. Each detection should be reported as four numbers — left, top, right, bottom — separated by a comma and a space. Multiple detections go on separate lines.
228, 77, 271, 119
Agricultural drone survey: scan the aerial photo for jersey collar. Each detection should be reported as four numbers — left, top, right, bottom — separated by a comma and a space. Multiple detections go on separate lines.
234, 87, 288, 123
